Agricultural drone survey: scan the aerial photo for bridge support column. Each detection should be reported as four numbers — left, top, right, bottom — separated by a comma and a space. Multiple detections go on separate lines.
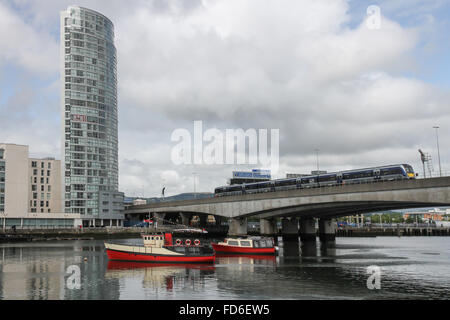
228, 218, 247, 236
260, 218, 277, 236
281, 218, 299, 240
319, 218, 336, 242
214, 215, 223, 226
198, 214, 208, 228
299, 218, 316, 242
180, 213, 192, 226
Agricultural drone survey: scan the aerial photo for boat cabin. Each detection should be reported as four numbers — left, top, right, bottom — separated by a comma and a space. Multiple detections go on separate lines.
142, 233, 173, 248
223, 237, 274, 248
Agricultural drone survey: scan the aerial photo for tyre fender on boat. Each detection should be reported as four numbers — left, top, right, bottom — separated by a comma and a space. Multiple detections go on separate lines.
175, 239, 182, 246
194, 239, 201, 246
185, 239, 191, 246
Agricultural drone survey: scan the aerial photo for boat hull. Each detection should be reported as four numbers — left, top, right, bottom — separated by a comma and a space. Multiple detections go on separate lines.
212, 243, 276, 255
106, 247, 215, 263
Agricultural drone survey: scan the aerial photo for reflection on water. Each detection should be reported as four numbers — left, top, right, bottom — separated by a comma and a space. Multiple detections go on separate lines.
0, 237, 450, 299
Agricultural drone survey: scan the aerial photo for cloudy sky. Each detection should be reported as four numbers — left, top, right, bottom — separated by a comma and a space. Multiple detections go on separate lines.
0, 0, 449, 197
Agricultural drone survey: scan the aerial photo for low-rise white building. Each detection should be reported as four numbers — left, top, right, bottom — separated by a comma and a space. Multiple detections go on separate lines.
0, 143, 82, 229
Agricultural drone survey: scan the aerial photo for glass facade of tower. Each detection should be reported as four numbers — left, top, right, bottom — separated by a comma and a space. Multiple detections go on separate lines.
61, 7, 122, 220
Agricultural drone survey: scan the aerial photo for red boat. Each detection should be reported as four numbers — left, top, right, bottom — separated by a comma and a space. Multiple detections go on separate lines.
104, 232, 215, 264
212, 237, 277, 255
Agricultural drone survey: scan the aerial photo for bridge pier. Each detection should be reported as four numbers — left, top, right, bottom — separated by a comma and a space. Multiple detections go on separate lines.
180, 213, 192, 226
299, 218, 317, 242
215, 215, 226, 227
153, 213, 165, 227
228, 218, 248, 236
319, 218, 336, 242
260, 218, 277, 236
198, 214, 208, 228
281, 218, 299, 240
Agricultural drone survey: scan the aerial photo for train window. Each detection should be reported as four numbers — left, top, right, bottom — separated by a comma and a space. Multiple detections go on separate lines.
275, 179, 297, 187
318, 175, 336, 182
343, 170, 373, 179
245, 183, 259, 190
302, 177, 317, 183
380, 168, 403, 176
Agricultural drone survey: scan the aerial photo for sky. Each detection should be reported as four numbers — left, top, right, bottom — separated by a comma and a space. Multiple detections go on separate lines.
0, 0, 449, 198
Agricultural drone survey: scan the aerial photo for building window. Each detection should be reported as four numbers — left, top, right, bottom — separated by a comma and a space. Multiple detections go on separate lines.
31, 161, 37, 167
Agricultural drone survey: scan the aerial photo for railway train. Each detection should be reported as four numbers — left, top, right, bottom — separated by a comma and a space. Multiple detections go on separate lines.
214, 164, 416, 197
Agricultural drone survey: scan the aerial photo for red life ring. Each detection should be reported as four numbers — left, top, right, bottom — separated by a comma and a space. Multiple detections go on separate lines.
185, 239, 191, 246
194, 239, 200, 246
175, 239, 182, 246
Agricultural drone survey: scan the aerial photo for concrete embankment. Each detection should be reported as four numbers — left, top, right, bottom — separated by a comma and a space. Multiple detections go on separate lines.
336, 227, 450, 237
0, 226, 229, 242
0, 227, 167, 242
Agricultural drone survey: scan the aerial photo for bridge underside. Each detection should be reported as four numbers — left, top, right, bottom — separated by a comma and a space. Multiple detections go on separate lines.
249, 201, 448, 220
127, 201, 448, 221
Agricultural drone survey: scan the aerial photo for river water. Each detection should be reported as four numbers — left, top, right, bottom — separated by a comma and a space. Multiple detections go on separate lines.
0, 237, 449, 300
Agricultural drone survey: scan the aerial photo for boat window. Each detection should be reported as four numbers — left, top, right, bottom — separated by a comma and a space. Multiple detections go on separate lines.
260, 240, 267, 247
240, 240, 251, 247
253, 241, 260, 248
228, 240, 239, 246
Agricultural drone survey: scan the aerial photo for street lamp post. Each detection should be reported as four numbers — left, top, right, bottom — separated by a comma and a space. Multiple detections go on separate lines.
433, 126, 442, 177
192, 172, 197, 199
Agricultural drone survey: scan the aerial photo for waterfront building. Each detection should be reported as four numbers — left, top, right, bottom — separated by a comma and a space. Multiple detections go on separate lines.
0, 143, 78, 229
60, 6, 124, 227
28, 157, 62, 214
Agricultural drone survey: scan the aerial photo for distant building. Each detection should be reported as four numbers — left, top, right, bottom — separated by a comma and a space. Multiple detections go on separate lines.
403, 211, 444, 222
311, 170, 328, 175
229, 169, 271, 185
0, 143, 78, 229
286, 173, 309, 178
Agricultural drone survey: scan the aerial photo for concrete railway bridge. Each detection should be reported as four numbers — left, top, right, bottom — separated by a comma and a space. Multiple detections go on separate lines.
125, 177, 450, 241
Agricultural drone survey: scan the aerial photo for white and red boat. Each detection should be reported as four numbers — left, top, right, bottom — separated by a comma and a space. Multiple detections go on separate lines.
104, 232, 215, 264
211, 237, 277, 255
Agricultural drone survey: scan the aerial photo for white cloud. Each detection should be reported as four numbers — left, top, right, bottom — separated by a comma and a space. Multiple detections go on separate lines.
1, 0, 449, 196
0, 2, 59, 74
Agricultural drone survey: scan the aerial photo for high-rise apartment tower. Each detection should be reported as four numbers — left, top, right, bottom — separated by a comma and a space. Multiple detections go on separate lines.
60, 6, 123, 227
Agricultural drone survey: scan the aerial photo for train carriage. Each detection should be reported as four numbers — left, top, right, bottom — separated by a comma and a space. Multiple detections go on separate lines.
214, 164, 416, 197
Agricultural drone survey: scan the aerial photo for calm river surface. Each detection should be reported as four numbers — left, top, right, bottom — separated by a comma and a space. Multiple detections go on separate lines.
0, 237, 449, 300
